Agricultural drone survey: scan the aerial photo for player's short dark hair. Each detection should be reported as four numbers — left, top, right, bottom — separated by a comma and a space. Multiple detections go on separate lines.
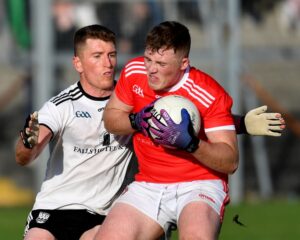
145, 21, 191, 57
73, 24, 116, 56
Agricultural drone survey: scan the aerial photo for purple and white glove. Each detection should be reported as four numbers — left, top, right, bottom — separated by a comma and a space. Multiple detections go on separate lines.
150, 109, 200, 153
129, 102, 154, 136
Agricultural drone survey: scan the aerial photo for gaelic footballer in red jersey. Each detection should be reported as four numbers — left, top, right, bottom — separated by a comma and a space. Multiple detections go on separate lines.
98, 21, 238, 240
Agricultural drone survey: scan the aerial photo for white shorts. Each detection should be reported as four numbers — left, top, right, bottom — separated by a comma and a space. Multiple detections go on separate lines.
116, 180, 229, 231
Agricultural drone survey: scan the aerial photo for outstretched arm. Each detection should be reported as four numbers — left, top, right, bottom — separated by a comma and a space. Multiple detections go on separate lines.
233, 105, 285, 136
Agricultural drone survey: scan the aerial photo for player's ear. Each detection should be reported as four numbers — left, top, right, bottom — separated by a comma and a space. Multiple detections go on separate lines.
73, 56, 83, 73
180, 57, 189, 70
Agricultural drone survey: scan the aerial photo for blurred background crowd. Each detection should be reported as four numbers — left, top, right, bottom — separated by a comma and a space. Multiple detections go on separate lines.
0, 0, 299, 206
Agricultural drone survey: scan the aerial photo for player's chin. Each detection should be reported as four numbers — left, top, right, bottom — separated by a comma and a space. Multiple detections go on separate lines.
100, 75, 114, 83
99, 78, 114, 89
148, 81, 164, 91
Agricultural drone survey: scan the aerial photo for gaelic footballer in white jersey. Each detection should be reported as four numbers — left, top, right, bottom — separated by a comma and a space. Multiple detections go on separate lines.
33, 81, 133, 215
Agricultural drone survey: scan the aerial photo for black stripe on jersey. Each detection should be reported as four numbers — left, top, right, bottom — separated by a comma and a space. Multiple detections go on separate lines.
51, 87, 83, 106
51, 86, 81, 103
51, 87, 81, 103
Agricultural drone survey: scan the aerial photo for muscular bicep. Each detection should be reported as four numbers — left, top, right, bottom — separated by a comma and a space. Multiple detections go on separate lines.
193, 129, 239, 174
206, 130, 238, 151
105, 91, 133, 113
205, 130, 239, 173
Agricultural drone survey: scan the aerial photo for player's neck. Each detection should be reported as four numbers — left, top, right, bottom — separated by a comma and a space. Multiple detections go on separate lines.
79, 81, 114, 98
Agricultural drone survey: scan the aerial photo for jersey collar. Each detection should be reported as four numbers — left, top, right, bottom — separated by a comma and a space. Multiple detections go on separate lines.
77, 81, 112, 101
166, 66, 190, 92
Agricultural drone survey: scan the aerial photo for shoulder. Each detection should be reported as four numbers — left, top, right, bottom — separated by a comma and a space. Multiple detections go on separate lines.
122, 56, 146, 78
188, 67, 229, 95
124, 56, 145, 67
183, 67, 231, 109
49, 82, 83, 107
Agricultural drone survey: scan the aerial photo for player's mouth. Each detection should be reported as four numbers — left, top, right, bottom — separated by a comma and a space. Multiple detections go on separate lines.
149, 75, 160, 84
103, 71, 113, 76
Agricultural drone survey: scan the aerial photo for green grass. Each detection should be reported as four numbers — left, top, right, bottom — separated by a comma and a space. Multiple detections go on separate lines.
0, 206, 31, 239
219, 200, 300, 240
1, 200, 300, 239
171, 200, 300, 240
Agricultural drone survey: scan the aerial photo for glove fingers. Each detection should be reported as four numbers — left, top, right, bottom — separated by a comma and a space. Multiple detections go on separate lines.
266, 130, 282, 137
268, 125, 284, 131
267, 120, 283, 126
149, 127, 164, 138
264, 113, 281, 120
151, 116, 167, 130
141, 128, 149, 137
30, 112, 39, 124
144, 112, 152, 118
31, 111, 38, 118
31, 125, 40, 132
250, 105, 267, 115
141, 121, 149, 128
160, 109, 174, 125
181, 109, 190, 121
28, 136, 38, 145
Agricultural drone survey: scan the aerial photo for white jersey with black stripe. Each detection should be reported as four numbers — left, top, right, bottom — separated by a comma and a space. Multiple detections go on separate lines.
33, 81, 133, 215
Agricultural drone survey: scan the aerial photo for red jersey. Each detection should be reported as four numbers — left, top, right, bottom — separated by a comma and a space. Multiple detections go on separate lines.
115, 56, 235, 183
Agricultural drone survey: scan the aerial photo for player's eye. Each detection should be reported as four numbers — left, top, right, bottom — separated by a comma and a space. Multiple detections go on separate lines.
144, 57, 151, 64
109, 53, 117, 59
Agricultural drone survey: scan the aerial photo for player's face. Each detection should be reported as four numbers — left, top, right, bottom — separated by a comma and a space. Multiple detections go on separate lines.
73, 38, 117, 94
144, 48, 189, 91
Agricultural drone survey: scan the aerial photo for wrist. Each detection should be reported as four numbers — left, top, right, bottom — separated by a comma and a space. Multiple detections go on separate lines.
236, 116, 248, 135
129, 113, 138, 130
240, 116, 248, 134
185, 136, 200, 153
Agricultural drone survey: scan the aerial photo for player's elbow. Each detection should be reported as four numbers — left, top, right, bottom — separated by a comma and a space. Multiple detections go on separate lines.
15, 154, 30, 166
228, 153, 239, 175
103, 115, 115, 134
15, 147, 36, 166
228, 162, 239, 175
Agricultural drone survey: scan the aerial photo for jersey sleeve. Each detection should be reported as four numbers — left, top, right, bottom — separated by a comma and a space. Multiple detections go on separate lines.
203, 92, 235, 132
38, 100, 63, 137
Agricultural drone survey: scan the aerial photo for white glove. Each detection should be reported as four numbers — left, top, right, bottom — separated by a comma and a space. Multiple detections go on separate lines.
245, 106, 285, 137
20, 111, 39, 148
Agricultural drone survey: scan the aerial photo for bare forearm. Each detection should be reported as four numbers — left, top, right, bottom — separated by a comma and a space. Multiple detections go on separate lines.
15, 125, 51, 166
15, 138, 38, 166
103, 108, 135, 135
192, 141, 239, 174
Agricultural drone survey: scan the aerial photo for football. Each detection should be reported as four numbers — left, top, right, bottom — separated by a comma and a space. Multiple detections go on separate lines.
148, 95, 201, 138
